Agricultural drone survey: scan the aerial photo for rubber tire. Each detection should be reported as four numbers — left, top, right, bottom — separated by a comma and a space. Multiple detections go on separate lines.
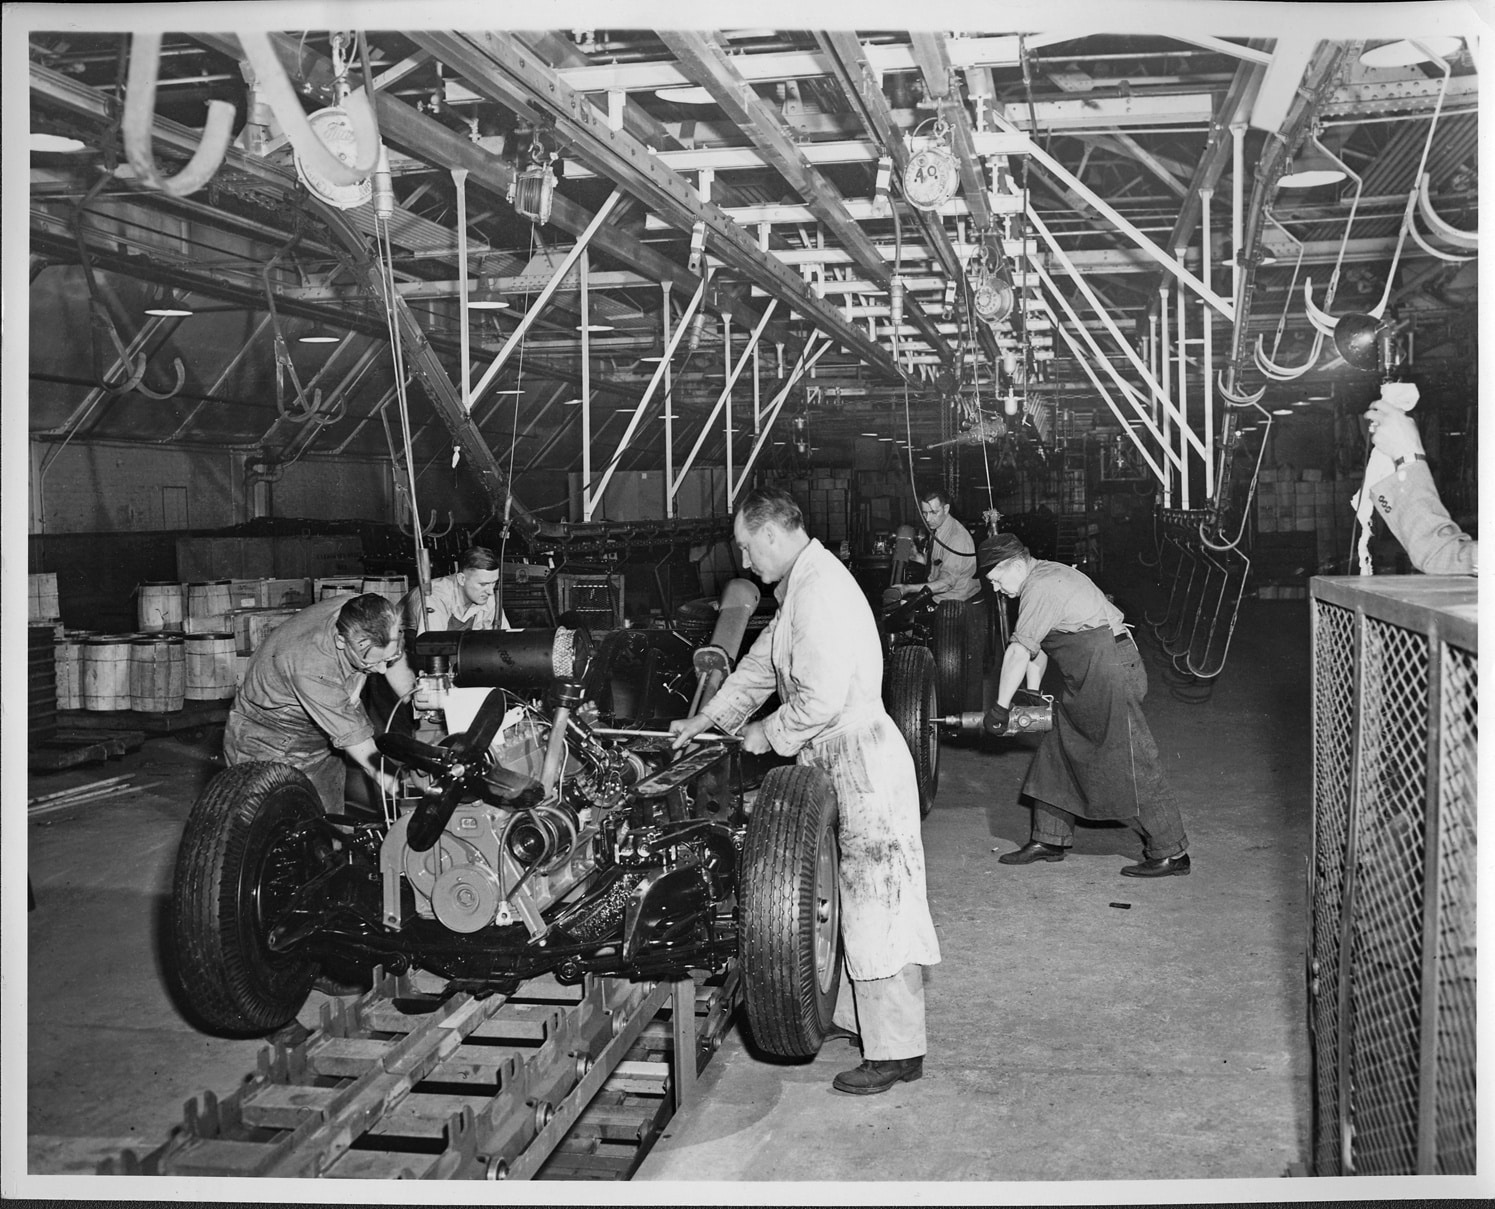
933, 600, 972, 715
740, 765, 841, 1058
171, 761, 323, 1037
886, 645, 939, 818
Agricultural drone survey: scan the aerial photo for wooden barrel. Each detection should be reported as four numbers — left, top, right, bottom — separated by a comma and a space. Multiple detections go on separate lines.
29, 573, 60, 623
54, 630, 91, 710
138, 581, 186, 632
186, 580, 233, 620
184, 633, 237, 701
82, 635, 134, 711
360, 574, 408, 606
130, 634, 186, 712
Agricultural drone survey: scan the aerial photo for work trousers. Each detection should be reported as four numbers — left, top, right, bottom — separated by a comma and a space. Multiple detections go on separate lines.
223, 714, 347, 813
1030, 794, 1187, 859
832, 961, 926, 1060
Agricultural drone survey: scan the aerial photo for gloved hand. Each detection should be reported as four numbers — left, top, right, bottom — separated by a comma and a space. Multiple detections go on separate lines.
982, 702, 1011, 736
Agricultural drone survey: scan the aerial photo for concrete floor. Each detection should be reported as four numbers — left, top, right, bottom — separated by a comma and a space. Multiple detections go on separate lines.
15, 595, 1342, 1195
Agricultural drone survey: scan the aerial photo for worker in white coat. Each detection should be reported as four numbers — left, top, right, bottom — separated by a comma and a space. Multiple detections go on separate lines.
671, 487, 941, 1095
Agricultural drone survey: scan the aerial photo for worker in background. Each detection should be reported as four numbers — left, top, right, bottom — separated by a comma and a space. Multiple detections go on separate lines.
1364, 399, 1477, 575
224, 593, 413, 812
889, 487, 980, 602
978, 533, 1190, 878
670, 487, 941, 1095
407, 545, 513, 633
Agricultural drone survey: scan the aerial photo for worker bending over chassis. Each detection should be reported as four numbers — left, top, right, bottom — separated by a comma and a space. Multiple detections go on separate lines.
671, 487, 942, 1096
979, 533, 1191, 878
224, 593, 413, 812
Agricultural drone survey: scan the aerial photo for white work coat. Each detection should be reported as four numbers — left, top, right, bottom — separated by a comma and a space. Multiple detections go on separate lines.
703, 539, 941, 980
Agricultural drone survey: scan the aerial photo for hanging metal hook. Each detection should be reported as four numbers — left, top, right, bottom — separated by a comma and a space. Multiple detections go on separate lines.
1215, 369, 1266, 406
1413, 172, 1477, 255
122, 32, 235, 198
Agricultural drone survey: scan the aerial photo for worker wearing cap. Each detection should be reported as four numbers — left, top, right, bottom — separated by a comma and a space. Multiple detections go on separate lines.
670, 487, 941, 1096
890, 488, 980, 603
406, 546, 513, 633
978, 532, 1190, 877
225, 593, 414, 812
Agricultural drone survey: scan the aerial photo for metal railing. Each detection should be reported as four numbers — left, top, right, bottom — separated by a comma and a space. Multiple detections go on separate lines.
1309, 574, 1477, 1176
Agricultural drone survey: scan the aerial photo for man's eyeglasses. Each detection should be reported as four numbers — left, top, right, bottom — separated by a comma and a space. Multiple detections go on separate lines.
349, 641, 404, 671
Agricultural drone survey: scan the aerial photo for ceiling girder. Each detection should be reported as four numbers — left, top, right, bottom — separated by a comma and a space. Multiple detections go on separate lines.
189, 33, 789, 354
816, 30, 1005, 368
410, 30, 919, 388
908, 33, 997, 234
657, 30, 953, 368
319, 204, 546, 535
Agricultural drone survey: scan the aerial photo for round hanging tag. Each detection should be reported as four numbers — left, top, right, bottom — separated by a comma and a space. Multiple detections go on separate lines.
904, 145, 960, 211
294, 108, 373, 210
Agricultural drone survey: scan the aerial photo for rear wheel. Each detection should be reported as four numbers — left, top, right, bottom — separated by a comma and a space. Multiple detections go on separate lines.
886, 646, 939, 818
933, 600, 981, 714
740, 766, 841, 1057
171, 762, 325, 1036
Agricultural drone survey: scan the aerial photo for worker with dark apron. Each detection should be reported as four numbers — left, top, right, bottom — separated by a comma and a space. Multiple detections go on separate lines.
976, 532, 1190, 877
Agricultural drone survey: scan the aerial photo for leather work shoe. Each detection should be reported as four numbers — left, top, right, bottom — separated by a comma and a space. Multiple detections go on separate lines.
832, 1057, 924, 1095
1120, 853, 1192, 878
821, 1024, 861, 1046
998, 840, 1067, 865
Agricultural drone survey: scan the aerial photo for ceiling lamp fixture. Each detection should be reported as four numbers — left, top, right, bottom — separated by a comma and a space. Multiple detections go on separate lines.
653, 85, 717, 105
30, 132, 87, 153
298, 322, 340, 344
1360, 37, 1462, 68
1278, 138, 1349, 190
467, 276, 509, 310
143, 290, 194, 317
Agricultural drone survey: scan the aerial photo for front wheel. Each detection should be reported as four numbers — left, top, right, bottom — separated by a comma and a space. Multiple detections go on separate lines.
886, 646, 939, 818
740, 766, 841, 1057
170, 761, 325, 1036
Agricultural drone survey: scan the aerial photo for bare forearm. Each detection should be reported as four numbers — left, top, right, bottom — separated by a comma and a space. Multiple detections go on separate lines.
1025, 650, 1048, 692
996, 643, 1032, 709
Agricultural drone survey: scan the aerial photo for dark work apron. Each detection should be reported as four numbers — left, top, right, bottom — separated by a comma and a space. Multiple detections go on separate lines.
1021, 625, 1141, 821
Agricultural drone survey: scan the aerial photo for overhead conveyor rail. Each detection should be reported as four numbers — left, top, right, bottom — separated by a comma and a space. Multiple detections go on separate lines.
103, 966, 740, 1181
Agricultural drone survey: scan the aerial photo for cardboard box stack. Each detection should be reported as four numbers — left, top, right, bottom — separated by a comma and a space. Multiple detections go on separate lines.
1255, 468, 1348, 598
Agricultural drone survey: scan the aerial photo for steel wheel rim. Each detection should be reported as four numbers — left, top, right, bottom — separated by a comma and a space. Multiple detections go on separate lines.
812, 824, 839, 995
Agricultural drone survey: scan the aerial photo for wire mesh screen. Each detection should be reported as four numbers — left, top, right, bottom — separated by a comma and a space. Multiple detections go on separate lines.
1310, 581, 1477, 1177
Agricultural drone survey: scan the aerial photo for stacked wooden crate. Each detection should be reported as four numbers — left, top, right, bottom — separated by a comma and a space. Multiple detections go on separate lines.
1255, 468, 1347, 597
806, 470, 850, 545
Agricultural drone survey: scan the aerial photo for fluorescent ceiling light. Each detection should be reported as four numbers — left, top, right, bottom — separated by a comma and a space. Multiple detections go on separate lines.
1272, 408, 1294, 416
861, 432, 879, 437
298, 332, 340, 344
654, 85, 717, 105
143, 305, 194, 317
30, 132, 86, 153
468, 298, 510, 310
1360, 37, 1461, 67
577, 323, 615, 332
491, 388, 524, 395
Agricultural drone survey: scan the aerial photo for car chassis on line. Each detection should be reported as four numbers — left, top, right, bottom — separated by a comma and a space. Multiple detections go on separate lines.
169, 582, 842, 1060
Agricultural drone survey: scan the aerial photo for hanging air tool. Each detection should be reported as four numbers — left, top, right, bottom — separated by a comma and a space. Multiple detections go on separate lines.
941, 690, 1055, 735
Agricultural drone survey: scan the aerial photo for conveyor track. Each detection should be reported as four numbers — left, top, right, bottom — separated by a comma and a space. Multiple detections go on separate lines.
102, 963, 739, 1181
